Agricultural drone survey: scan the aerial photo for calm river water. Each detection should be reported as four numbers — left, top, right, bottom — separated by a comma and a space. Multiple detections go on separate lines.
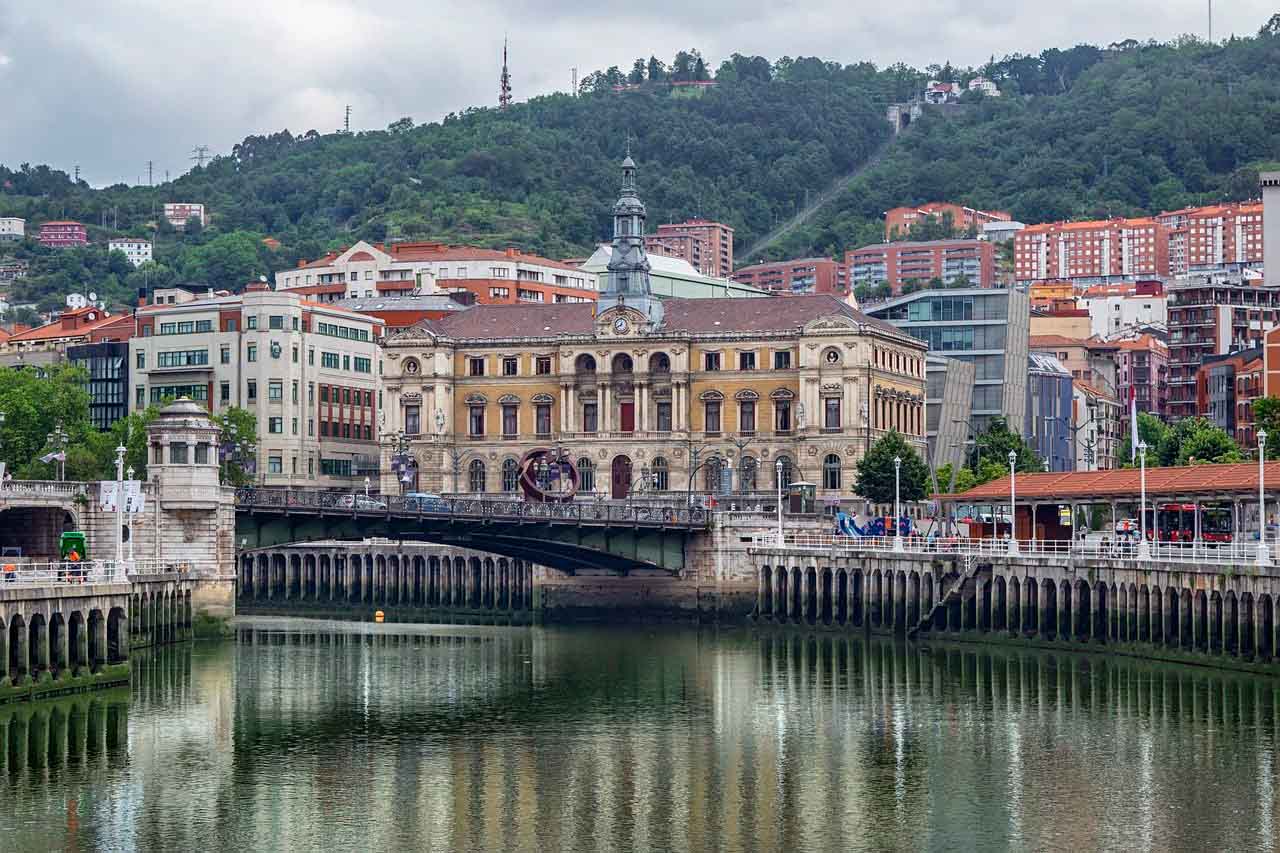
2, 618, 1279, 852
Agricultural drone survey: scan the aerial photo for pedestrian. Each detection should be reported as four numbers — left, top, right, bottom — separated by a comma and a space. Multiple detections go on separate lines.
2, 563, 14, 583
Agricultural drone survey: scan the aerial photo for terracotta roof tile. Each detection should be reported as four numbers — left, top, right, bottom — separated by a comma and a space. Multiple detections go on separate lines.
941, 462, 1280, 502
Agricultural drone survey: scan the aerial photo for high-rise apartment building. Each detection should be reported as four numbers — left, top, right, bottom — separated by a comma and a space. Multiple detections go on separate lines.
1157, 203, 1264, 275
650, 219, 734, 277
131, 284, 385, 487
730, 257, 848, 295
848, 239, 995, 294
884, 203, 1010, 240
1014, 218, 1168, 285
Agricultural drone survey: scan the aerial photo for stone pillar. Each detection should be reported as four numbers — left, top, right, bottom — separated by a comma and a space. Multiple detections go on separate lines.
601, 384, 611, 434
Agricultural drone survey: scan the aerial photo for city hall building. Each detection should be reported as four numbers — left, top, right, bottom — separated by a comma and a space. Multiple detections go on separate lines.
379, 156, 927, 505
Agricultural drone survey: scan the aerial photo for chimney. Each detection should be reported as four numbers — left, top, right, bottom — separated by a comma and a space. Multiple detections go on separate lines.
297, 259, 308, 269
1263, 171, 1280, 287
505, 247, 517, 258
137, 286, 147, 307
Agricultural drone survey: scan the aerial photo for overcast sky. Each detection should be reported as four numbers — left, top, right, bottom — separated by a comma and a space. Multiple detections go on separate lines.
0, 1, 1273, 187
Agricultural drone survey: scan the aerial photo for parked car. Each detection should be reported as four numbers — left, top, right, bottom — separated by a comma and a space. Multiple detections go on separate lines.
338, 494, 387, 511
403, 492, 449, 512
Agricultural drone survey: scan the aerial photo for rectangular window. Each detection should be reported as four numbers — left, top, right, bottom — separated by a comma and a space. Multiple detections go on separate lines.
583, 403, 598, 433
536, 356, 552, 375
342, 355, 350, 371
704, 352, 721, 371
738, 351, 756, 371
824, 398, 841, 431
268, 380, 283, 401
292, 417, 298, 435
247, 344, 257, 362
469, 357, 486, 377
321, 352, 339, 369
469, 405, 486, 437
170, 443, 188, 464
503, 357, 518, 376
308, 419, 314, 437
157, 350, 209, 368
269, 417, 282, 434
159, 323, 175, 335
221, 345, 231, 364
308, 383, 314, 404
136, 386, 145, 407
320, 458, 352, 477
247, 316, 257, 330
195, 443, 209, 465
292, 381, 299, 404
656, 401, 672, 432
320, 385, 329, 403
293, 316, 300, 331
342, 388, 351, 405
268, 456, 282, 474
502, 405, 518, 437
136, 351, 145, 369
353, 357, 371, 374
292, 346, 299, 364
773, 351, 792, 370
705, 401, 722, 434
775, 401, 792, 433
535, 404, 551, 436
225, 318, 237, 333
364, 390, 372, 407
269, 315, 284, 330
320, 420, 329, 437
405, 405, 420, 435
309, 349, 315, 366
739, 401, 756, 434
220, 382, 230, 403
247, 381, 257, 402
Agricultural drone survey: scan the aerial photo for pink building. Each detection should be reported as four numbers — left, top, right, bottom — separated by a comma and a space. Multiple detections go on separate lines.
38, 220, 87, 248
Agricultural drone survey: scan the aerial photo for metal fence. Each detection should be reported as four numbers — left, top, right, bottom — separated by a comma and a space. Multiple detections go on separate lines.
751, 533, 1277, 571
234, 488, 710, 528
0, 561, 129, 586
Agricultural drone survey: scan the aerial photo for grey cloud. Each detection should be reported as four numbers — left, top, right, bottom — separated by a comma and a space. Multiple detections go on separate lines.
0, 0, 1273, 186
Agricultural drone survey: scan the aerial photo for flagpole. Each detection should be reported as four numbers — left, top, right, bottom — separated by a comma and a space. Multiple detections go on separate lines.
1130, 386, 1138, 464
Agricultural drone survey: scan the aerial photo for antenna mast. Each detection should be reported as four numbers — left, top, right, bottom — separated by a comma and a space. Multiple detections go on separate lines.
344, 104, 352, 134
571, 67, 578, 96
500, 38, 512, 109
191, 145, 210, 168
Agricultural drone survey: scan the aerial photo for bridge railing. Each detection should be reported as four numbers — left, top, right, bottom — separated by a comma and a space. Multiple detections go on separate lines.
233, 488, 710, 528
0, 561, 129, 587
752, 533, 1275, 571
0, 480, 89, 499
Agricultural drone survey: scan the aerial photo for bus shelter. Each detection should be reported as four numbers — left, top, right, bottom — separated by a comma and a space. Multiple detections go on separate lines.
934, 461, 1280, 546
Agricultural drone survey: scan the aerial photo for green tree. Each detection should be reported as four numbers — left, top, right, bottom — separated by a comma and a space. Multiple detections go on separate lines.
1116, 411, 1171, 467
855, 430, 930, 503
1252, 397, 1280, 458
1161, 417, 1242, 466
628, 59, 646, 84
0, 364, 93, 478
214, 407, 258, 486
973, 417, 1042, 478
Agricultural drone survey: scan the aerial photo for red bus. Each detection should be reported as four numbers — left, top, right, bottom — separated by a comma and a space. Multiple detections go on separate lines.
1140, 503, 1233, 543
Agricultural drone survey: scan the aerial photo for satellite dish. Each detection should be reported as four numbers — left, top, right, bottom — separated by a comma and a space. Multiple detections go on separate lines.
88, 291, 97, 301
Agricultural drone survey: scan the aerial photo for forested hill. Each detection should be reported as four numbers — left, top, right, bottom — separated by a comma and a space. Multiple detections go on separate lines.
779, 24, 1280, 259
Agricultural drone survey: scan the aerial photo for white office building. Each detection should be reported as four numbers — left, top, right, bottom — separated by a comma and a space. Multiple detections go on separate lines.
108, 237, 153, 267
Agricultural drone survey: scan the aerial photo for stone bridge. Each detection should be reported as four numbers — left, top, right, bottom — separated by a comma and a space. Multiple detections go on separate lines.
234, 488, 710, 574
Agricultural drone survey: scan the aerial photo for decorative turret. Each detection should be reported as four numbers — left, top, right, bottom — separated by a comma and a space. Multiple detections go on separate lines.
600, 149, 663, 329
145, 398, 223, 510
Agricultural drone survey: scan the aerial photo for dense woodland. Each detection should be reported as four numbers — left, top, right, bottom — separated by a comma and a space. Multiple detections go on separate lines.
4, 20, 1280, 313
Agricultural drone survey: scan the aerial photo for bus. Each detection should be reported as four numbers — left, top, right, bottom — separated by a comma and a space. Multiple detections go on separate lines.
1140, 503, 1233, 543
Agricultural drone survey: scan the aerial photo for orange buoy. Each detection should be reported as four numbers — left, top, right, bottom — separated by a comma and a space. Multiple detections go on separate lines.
374, 610, 385, 623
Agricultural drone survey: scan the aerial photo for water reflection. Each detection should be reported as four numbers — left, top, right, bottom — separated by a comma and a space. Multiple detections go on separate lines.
2, 620, 1279, 852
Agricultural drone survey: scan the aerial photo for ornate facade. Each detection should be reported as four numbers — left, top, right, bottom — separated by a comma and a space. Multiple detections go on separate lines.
379, 158, 927, 505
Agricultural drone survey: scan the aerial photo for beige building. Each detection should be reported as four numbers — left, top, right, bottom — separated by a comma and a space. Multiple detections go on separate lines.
132, 283, 384, 487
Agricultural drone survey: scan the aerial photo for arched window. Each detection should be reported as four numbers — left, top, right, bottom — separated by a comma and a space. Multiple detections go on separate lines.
577, 457, 595, 493
822, 453, 841, 490
649, 352, 670, 373
704, 456, 724, 493
738, 455, 758, 492
501, 458, 519, 492
575, 354, 596, 373
651, 456, 669, 491
775, 455, 793, 490
611, 353, 633, 373
468, 459, 487, 493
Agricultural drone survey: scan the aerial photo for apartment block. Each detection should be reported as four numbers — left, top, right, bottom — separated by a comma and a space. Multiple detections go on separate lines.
1014, 218, 1168, 285
1196, 347, 1263, 448
108, 237, 153, 267
884, 203, 1010, 240
1079, 279, 1166, 339
1166, 277, 1280, 420
848, 239, 995, 293
730, 257, 848, 295
0, 217, 24, 242
1112, 333, 1169, 421
38, 221, 88, 248
163, 203, 207, 230
1157, 202, 1264, 276
131, 283, 385, 487
650, 219, 733, 277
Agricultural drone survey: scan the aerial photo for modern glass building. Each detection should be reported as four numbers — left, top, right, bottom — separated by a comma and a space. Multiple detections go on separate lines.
865, 288, 1030, 442
67, 341, 130, 431
1026, 352, 1074, 472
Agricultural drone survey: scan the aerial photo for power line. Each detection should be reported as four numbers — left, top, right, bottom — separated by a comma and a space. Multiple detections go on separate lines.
191, 145, 210, 168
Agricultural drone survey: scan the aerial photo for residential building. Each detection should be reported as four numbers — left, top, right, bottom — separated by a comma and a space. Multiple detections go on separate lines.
148, 282, 224, 306
650, 219, 733, 277
848, 239, 995, 293
1196, 347, 1263, 448
865, 287, 1031, 437
1014, 218, 1168, 285
277, 242, 596, 305
1026, 353, 1074, 472
1166, 276, 1280, 420
67, 341, 130, 430
1264, 172, 1280, 287
1027, 281, 1076, 307
884, 203, 1010, 241
0, 259, 29, 282
967, 76, 1001, 97
579, 247, 768, 300
925, 355, 976, 472
38, 221, 88, 248
730, 257, 849, 296
108, 237, 153, 267
0, 307, 131, 369
923, 81, 958, 104
1112, 333, 1169, 422
645, 231, 703, 273
379, 156, 927, 508
1079, 280, 1166, 339
1157, 202, 1263, 276
1071, 380, 1121, 471
1029, 301, 1092, 339
0, 217, 24, 242
131, 284, 385, 488
163, 203, 207, 230
1029, 335, 1118, 398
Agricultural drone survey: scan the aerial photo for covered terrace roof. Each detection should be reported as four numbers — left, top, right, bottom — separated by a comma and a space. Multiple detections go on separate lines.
938, 462, 1280, 503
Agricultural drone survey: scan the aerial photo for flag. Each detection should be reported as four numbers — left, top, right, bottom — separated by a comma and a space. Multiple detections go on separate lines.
40, 451, 66, 464
1129, 386, 1138, 464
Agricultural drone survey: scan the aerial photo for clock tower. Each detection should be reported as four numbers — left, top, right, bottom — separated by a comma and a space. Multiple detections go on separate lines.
600, 150, 663, 330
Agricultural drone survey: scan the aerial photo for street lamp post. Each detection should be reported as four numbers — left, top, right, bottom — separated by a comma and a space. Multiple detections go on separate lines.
1137, 440, 1150, 560
47, 422, 69, 481
893, 455, 904, 552
364, 476, 371, 499
775, 458, 785, 546
0, 410, 6, 479
1258, 429, 1269, 567
125, 465, 136, 564
114, 444, 126, 569
1007, 450, 1019, 555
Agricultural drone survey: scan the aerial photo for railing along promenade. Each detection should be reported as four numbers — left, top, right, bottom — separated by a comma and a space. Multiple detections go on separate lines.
0, 479, 88, 499
233, 488, 711, 529
753, 533, 1279, 572
0, 560, 216, 589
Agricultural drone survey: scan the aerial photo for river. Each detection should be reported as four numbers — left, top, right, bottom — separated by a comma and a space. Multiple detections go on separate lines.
2, 617, 1278, 852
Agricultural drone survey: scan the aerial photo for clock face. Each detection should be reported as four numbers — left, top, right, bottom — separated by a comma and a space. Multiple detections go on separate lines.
613, 317, 629, 334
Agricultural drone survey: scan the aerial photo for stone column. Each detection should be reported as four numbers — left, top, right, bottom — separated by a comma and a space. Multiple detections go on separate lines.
638, 383, 648, 432
601, 384, 611, 434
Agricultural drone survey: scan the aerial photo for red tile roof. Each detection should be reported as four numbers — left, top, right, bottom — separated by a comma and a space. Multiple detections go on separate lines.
7, 308, 120, 342
941, 462, 1280, 502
